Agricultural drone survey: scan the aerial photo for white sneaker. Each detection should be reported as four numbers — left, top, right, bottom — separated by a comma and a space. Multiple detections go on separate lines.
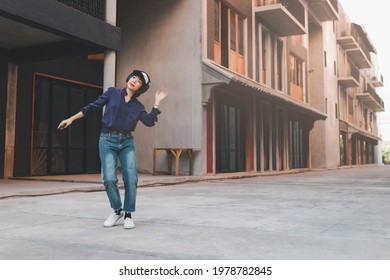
103, 212, 123, 227
124, 217, 135, 229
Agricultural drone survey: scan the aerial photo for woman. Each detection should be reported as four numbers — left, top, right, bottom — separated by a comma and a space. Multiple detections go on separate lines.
58, 70, 168, 229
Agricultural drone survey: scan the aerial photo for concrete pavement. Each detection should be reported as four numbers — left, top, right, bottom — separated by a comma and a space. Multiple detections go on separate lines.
0, 173, 199, 199
0, 169, 304, 199
0, 166, 390, 259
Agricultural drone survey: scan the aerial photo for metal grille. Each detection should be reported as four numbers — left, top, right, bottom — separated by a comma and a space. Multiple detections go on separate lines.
56, 0, 105, 20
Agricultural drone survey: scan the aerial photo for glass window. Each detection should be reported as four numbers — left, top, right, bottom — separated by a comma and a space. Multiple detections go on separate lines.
230, 10, 236, 51
290, 54, 303, 88
214, 0, 219, 42
238, 16, 243, 55
213, 2, 245, 75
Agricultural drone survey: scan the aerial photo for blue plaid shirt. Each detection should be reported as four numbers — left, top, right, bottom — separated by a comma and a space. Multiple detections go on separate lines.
81, 87, 160, 133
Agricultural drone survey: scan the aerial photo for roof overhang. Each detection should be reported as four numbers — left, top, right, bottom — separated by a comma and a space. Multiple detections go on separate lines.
202, 60, 327, 121
340, 120, 381, 141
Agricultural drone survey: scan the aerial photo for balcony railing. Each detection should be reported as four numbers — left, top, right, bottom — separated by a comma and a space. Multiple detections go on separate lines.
307, 0, 339, 22
254, 0, 306, 36
356, 83, 385, 112
56, 0, 105, 20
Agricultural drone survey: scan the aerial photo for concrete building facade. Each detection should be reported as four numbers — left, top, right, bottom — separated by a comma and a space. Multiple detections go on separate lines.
335, 3, 384, 167
0, 0, 385, 179
116, 0, 384, 176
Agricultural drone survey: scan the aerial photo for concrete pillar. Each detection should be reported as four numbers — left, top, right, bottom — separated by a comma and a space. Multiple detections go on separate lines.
4, 64, 18, 178
103, 0, 117, 173
104, 0, 117, 91
104, 50, 116, 90
252, 95, 257, 171
259, 102, 264, 172
105, 0, 117, 26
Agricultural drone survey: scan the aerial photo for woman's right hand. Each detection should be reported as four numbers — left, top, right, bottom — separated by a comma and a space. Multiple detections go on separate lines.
57, 119, 73, 130
57, 112, 84, 130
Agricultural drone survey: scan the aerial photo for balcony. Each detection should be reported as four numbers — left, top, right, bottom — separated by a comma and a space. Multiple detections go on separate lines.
356, 83, 385, 112
372, 74, 384, 87
308, 0, 339, 22
254, 0, 306, 36
0, 0, 120, 61
338, 63, 359, 88
337, 23, 375, 69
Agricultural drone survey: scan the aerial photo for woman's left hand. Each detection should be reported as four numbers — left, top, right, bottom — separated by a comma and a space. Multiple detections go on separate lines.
155, 88, 168, 102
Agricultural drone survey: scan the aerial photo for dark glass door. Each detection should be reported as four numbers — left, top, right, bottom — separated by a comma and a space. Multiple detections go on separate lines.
216, 95, 246, 173
340, 132, 347, 166
289, 119, 308, 169
32, 75, 102, 175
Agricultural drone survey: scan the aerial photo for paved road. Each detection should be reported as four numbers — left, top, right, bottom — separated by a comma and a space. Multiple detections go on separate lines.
0, 166, 389, 260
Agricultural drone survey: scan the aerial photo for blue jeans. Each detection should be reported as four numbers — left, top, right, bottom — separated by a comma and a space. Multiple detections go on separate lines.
99, 133, 138, 213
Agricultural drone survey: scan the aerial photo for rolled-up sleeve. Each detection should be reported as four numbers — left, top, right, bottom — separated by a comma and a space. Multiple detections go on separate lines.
80, 87, 112, 117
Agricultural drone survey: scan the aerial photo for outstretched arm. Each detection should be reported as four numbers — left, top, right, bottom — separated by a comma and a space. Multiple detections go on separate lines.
57, 87, 112, 130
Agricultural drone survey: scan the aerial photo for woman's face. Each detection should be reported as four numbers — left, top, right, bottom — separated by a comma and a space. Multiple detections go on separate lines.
127, 75, 143, 92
